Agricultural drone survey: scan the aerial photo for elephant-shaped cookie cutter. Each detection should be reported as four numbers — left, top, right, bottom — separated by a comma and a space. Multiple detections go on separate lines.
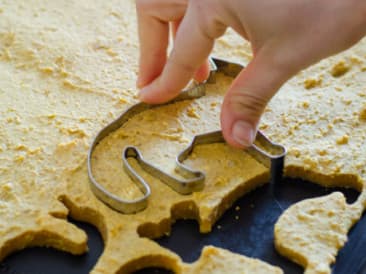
87, 57, 287, 214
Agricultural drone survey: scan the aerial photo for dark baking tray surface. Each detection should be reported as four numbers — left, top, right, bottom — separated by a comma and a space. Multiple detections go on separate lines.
1, 178, 366, 274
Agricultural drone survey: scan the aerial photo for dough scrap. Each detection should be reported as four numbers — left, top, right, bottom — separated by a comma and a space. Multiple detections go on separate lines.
275, 191, 366, 274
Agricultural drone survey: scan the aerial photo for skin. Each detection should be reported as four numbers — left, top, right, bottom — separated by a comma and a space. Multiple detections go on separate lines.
136, 0, 366, 148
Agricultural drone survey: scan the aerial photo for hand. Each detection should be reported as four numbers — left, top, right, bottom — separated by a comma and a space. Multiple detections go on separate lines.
136, 0, 366, 148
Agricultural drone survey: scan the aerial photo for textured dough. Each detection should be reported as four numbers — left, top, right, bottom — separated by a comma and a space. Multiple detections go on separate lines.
275, 191, 366, 274
0, 0, 276, 273
0, 0, 366, 273
183, 246, 282, 274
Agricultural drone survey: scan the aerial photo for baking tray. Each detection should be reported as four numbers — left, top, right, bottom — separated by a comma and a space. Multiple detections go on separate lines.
1, 178, 365, 274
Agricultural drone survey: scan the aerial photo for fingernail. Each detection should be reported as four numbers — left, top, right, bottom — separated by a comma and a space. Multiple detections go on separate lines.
232, 121, 255, 147
138, 86, 150, 101
136, 78, 143, 89
138, 88, 145, 100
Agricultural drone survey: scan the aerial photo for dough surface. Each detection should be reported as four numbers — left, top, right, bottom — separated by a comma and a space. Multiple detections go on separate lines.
0, 0, 365, 273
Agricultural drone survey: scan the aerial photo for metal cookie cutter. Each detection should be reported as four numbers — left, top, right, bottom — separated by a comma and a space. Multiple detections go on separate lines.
87, 57, 287, 214
87, 59, 217, 214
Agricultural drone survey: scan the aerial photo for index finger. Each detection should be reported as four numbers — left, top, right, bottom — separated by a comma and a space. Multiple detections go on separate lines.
139, 2, 226, 103
172, 20, 211, 83
136, 0, 187, 88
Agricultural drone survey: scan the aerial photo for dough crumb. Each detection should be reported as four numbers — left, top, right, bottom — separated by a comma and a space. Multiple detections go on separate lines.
39, 67, 54, 74
336, 135, 349, 145
186, 107, 200, 119
118, 97, 128, 104
301, 101, 310, 109
359, 104, 366, 121
210, 101, 219, 108
330, 61, 350, 77
304, 78, 322, 89
317, 149, 327, 156
14, 155, 25, 163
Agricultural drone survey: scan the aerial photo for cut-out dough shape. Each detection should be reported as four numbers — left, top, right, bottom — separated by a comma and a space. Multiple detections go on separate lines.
275, 190, 366, 274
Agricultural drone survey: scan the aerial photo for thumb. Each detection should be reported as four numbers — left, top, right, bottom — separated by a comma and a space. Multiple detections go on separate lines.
221, 52, 291, 148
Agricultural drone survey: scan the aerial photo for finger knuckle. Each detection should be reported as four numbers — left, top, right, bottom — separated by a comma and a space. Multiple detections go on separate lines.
229, 92, 268, 118
189, 0, 226, 39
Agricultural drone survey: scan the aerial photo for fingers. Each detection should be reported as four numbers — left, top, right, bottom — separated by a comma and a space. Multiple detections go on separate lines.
136, 0, 187, 88
193, 59, 211, 82
172, 20, 211, 83
139, 2, 225, 104
136, 15, 168, 89
172, 20, 210, 82
220, 51, 291, 148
